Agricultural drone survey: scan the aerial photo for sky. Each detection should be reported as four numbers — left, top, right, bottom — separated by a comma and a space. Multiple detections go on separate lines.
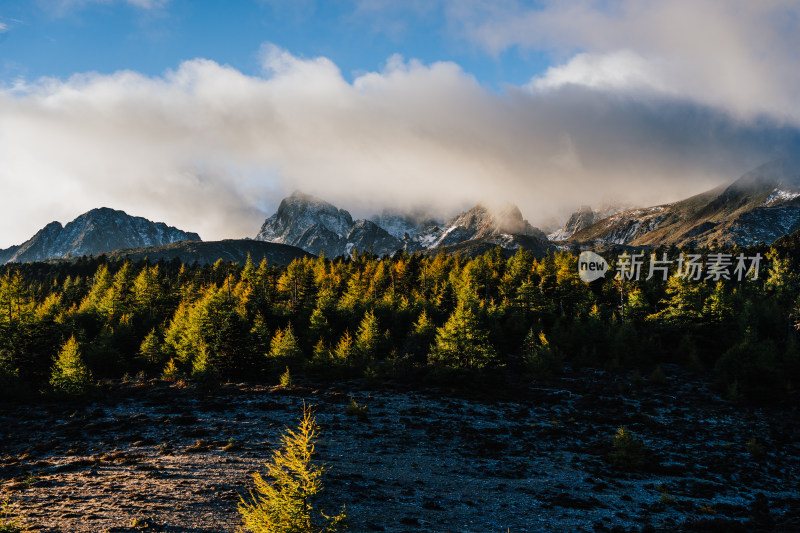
1, 0, 800, 247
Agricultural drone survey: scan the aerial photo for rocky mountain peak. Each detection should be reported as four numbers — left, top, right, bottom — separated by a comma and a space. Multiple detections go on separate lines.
344, 220, 401, 256
0, 208, 200, 264
255, 193, 551, 258
256, 191, 354, 244
446, 202, 540, 240
548, 205, 596, 241
369, 210, 441, 239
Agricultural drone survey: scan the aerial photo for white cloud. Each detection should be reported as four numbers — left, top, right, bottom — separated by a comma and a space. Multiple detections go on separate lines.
0, 45, 795, 248
447, 0, 800, 125
530, 50, 667, 93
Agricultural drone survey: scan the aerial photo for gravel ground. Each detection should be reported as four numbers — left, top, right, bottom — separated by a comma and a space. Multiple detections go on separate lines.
0, 367, 798, 532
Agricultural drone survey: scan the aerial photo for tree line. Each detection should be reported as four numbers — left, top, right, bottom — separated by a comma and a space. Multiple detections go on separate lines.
1, 244, 798, 400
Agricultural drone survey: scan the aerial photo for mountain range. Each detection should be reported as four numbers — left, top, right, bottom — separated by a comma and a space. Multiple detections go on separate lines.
254, 191, 551, 257
563, 158, 800, 248
3, 158, 800, 265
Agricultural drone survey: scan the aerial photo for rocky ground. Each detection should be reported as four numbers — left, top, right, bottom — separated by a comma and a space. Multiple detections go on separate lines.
0, 366, 798, 532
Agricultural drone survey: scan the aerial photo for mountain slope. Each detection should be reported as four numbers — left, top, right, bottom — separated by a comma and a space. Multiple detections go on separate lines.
548, 204, 630, 241
107, 239, 312, 266
1, 208, 201, 264
420, 234, 553, 258
571, 158, 800, 247
404, 203, 548, 252
369, 211, 440, 239
344, 220, 402, 256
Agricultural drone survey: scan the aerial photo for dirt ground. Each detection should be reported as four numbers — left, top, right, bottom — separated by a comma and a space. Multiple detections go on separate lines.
1, 367, 798, 532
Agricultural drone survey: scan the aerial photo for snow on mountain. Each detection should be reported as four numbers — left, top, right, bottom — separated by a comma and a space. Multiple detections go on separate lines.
404, 203, 547, 252
345, 220, 402, 256
548, 204, 632, 241
256, 192, 354, 244
570, 158, 800, 248
369, 211, 441, 239
256, 194, 550, 258
765, 189, 800, 205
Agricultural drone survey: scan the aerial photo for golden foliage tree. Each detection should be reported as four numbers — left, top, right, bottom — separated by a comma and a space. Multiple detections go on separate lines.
238, 405, 345, 533
50, 335, 93, 396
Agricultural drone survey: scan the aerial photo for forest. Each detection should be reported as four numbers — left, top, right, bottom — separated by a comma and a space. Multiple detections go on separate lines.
1, 243, 799, 402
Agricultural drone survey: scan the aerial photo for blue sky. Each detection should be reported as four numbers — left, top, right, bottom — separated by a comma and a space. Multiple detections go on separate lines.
1, 1, 799, 247
1, 1, 548, 88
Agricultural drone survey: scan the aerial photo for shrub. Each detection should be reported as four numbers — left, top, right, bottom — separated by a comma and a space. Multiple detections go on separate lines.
716, 336, 780, 397
658, 488, 676, 505
0, 500, 23, 533
521, 329, 560, 380
238, 405, 345, 533
279, 367, 293, 388
161, 358, 181, 381
608, 426, 647, 469
648, 365, 666, 385
345, 397, 368, 421
0, 351, 28, 402
746, 438, 764, 458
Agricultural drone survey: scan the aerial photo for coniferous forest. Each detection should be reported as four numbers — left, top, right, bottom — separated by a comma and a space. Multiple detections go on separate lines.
1, 244, 798, 401
1, 246, 800, 531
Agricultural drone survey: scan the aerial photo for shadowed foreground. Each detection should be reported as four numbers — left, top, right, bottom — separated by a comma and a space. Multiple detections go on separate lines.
0, 369, 798, 532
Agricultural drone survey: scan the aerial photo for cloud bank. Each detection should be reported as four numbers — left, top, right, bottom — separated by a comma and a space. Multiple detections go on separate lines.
449, 0, 800, 125
1, 32, 799, 247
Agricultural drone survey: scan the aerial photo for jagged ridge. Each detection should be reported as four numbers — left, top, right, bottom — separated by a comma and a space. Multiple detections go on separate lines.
1, 208, 200, 264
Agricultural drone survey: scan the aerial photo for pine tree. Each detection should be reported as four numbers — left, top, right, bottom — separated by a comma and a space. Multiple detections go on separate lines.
50, 336, 93, 396
354, 309, 383, 362
238, 405, 346, 533
332, 331, 355, 365
521, 329, 559, 379
139, 328, 164, 365
268, 324, 303, 361
429, 304, 497, 368
308, 307, 332, 345
133, 264, 164, 317
404, 310, 436, 359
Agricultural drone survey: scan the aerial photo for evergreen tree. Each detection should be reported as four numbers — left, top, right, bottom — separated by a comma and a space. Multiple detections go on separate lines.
133, 265, 164, 318
404, 310, 436, 359
238, 405, 346, 532
521, 329, 560, 379
139, 328, 165, 366
332, 331, 355, 365
429, 304, 497, 368
354, 309, 383, 362
308, 306, 332, 345
268, 324, 303, 361
50, 336, 93, 396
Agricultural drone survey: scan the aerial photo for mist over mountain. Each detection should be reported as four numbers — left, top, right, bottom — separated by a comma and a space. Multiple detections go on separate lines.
254, 192, 552, 258
4, 158, 800, 266
548, 204, 632, 241
569, 158, 800, 247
